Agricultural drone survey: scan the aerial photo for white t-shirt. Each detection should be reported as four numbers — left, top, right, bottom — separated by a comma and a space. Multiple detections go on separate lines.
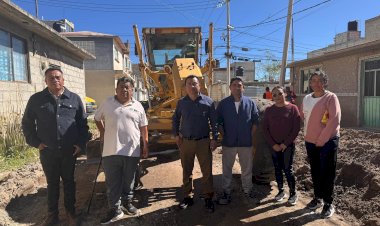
94, 97, 148, 157
302, 93, 322, 134
234, 101, 240, 114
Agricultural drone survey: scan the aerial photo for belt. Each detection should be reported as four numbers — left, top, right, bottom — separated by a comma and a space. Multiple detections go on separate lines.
183, 136, 209, 141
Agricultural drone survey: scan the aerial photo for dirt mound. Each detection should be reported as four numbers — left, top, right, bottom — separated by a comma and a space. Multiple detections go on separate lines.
0, 164, 45, 208
294, 128, 380, 225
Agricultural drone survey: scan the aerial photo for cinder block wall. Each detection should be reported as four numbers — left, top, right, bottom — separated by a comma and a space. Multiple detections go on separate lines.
0, 16, 86, 115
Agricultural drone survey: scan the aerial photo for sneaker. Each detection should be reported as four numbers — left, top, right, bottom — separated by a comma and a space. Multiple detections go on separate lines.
288, 193, 298, 205
217, 192, 231, 205
205, 198, 215, 213
274, 190, 286, 202
179, 197, 194, 209
100, 209, 124, 225
321, 203, 335, 218
121, 202, 138, 215
306, 198, 323, 210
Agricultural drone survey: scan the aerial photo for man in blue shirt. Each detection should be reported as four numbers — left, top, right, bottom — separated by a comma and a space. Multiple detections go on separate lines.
22, 67, 89, 226
172, 75, 218, 213
216, 77, 259, 205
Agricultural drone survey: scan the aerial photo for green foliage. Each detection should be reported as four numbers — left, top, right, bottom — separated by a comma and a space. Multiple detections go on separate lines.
0, 112, 38, 173
257, 51, 282, 82
0, 147, 38, 172
87, 118, 99, 140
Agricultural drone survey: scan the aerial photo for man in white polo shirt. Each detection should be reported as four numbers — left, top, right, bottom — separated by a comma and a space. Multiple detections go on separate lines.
95, 77, 148, 225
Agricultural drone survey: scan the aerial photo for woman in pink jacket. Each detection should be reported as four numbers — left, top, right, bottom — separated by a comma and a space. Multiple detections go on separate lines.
301, 71, 341, 219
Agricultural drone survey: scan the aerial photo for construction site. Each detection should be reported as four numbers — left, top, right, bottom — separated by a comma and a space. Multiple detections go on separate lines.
1, 0, 380, 226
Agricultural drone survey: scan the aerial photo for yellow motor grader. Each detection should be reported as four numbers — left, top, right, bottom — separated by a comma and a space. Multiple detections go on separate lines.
133, 24, 215, 145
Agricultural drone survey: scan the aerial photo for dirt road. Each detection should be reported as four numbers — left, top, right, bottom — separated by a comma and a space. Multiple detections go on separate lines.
2, 127, 380, 225
1, 147, 355, 226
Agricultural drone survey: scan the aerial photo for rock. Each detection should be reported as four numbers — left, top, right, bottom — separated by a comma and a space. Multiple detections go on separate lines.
0, 172, 11, 183
363, 176, 380, 199
17, 179, 35, 197
369, 176, 380, 192
252, 98, 275, 184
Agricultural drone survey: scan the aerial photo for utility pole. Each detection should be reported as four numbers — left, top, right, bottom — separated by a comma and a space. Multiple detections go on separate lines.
291, 18, 295, 88
35, 0, 39, 18
291, 18, 294, 65
226, 0, 231, 83
279, 0, 293, 86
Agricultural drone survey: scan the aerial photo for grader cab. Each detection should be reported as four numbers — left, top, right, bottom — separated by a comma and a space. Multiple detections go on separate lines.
133, 24, 215, 145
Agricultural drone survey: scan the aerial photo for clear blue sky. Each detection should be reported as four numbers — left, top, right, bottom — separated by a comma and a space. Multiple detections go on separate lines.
11, 0, 380, 78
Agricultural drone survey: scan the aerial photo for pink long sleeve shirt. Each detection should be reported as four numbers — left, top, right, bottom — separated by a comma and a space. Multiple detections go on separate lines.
301, 91, 341, 147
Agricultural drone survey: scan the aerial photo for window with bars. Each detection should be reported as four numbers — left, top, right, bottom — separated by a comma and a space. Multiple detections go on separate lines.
0, 29, 28, 82
364, 59, 380, 97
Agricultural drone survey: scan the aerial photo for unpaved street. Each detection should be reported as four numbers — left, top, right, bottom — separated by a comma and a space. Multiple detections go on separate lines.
1, 145, 357, 226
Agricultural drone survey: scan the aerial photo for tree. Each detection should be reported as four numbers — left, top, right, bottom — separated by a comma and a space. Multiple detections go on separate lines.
257, 51, 281, 82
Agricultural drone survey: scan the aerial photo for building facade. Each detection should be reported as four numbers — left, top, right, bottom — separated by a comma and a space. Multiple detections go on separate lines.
62, 32, 132, 106
0, 0, 93, 115
213, 61, 256, 83
288, 16, 380, 128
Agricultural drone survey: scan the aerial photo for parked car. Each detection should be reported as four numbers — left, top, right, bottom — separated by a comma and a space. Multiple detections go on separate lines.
85, 96, 97, 113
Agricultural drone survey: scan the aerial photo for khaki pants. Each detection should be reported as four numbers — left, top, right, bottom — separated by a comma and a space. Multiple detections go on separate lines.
222, 146, 253, 194
180, 138, 214, 198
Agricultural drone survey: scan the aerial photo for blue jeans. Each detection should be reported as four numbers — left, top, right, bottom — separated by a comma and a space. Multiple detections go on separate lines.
306, 137, 339, 204
102, 155, 140, 210
271, 144, 296, 194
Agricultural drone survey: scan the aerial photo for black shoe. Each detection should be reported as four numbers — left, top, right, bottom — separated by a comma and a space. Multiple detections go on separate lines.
217, 192, 232, 205
205, 198, 215, 213
179, 197, 194, 209
321, 203, 335, 218
100, 209, 124, 225
288, 192, 298, 206
121, 202, 138, 215
306, 198, 323, 210
274, 190, 286, 202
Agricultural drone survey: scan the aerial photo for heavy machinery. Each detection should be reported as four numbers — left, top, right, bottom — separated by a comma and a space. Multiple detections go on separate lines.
132, 24, 273, 183
133, 23, 215, 145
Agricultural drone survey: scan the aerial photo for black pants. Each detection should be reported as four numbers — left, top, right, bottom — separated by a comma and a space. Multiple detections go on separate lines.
40, 148, 77, 214
271, 144, 296, 194
306, 137, 339, 204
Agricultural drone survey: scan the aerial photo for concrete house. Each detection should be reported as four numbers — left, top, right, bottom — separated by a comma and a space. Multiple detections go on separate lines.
288, 16, 380, 128
0, 0, 94, 115
62, 32, 133, 106
213, 61, 256, 83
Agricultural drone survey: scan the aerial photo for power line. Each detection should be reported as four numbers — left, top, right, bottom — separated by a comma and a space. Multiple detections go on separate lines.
233, 0, 331, 29
230, 0, 303, 40
15, 0, 216, 13
16, 0, 217, 8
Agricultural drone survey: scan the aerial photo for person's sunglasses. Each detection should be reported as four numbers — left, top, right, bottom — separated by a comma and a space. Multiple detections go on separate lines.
272, 92, 283, 97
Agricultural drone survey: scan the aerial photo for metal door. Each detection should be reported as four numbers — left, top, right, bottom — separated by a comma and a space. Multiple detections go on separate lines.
363, 60, 380, 127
